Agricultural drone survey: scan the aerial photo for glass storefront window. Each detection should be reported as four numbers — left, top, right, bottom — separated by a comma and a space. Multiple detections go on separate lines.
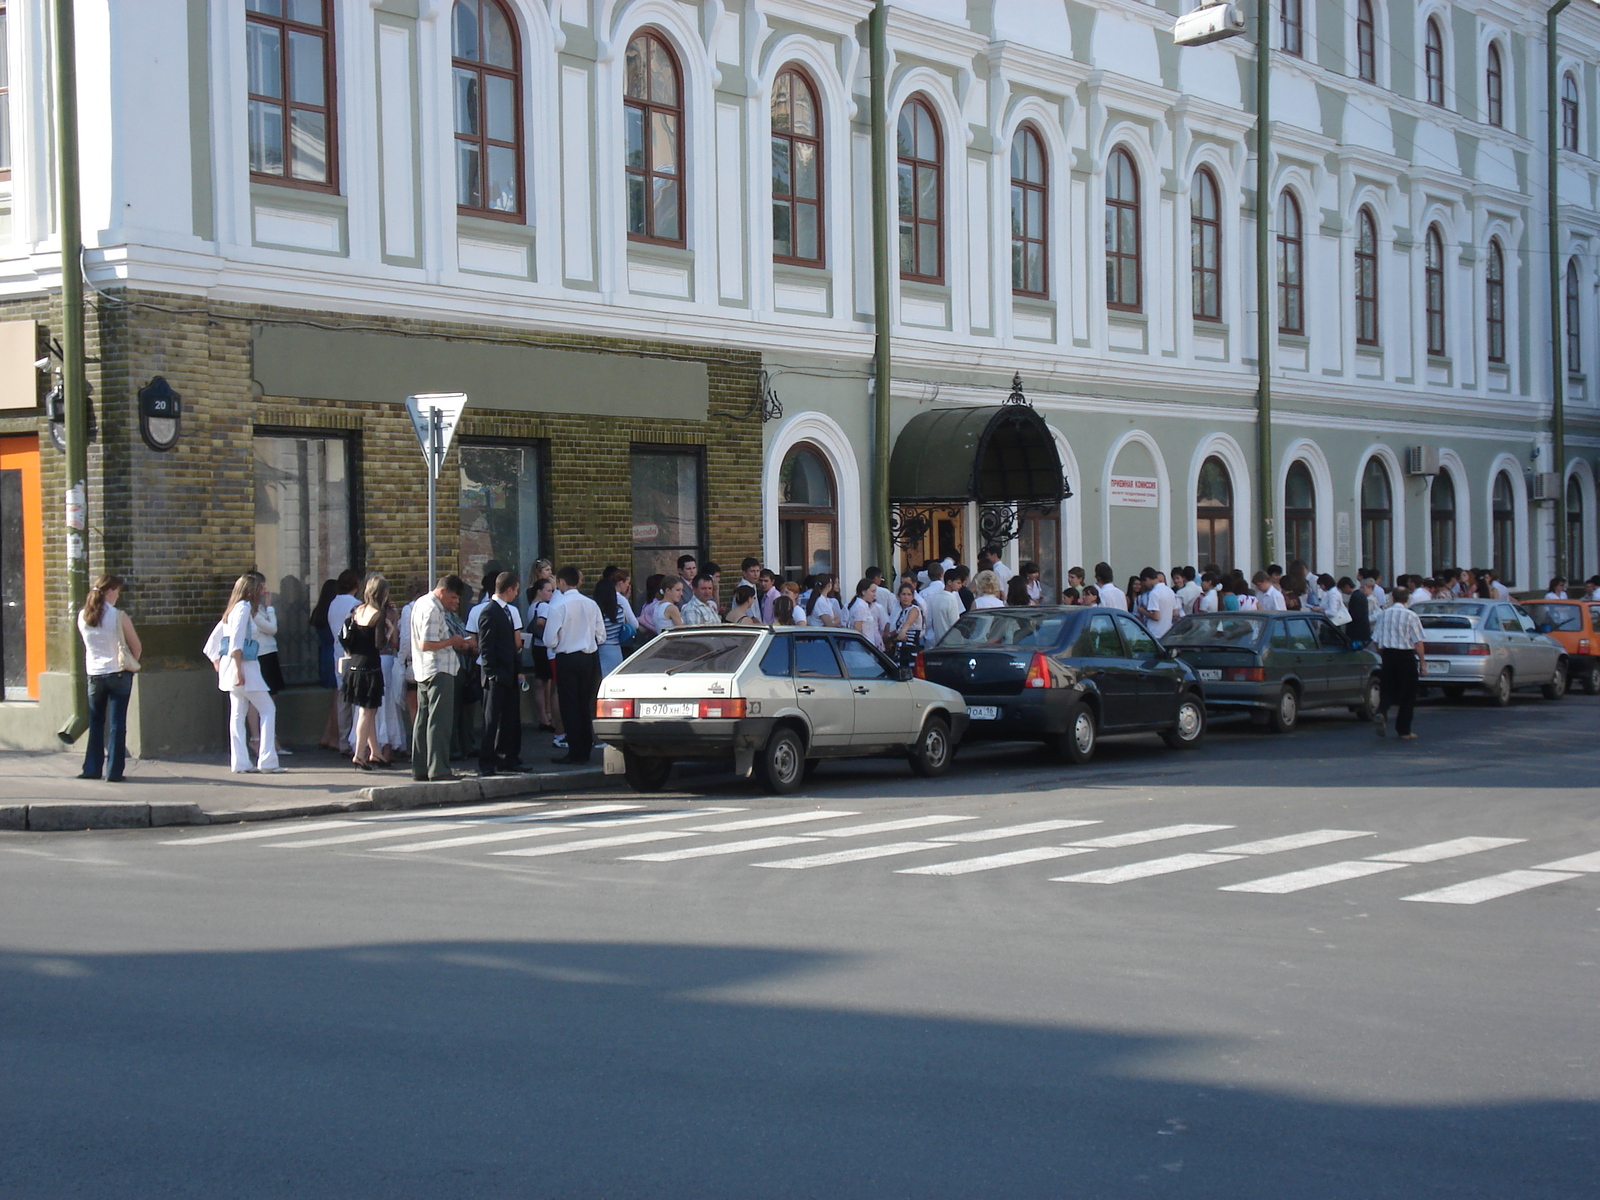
253, 432, 352, 685
631, 446, 703, 584
458, 442, 544, 595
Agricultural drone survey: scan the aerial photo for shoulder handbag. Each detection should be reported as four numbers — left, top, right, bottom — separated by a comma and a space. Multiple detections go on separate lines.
116, 615, 142, 673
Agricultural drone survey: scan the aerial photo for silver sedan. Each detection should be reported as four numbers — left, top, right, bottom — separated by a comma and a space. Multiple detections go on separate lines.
1412, 600, 1569, 704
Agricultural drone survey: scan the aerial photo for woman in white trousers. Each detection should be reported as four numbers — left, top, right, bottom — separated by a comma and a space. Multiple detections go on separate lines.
217, 575, 281, 773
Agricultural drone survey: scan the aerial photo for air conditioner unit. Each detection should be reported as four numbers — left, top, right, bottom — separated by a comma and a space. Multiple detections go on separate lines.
1173, 2, 1246, 47
1405, 445, 1441, 477
1530, 471, 1561, 503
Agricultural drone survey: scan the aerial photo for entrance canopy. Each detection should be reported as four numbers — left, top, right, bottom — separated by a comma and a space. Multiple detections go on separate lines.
889, 404, 1069, 504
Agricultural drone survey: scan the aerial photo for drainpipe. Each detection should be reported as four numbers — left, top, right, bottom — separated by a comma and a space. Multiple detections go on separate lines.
1254, 0, 1274, 570
54, 0, 89, 744
869, 1, 893, 572
1547, 0, 1571, 579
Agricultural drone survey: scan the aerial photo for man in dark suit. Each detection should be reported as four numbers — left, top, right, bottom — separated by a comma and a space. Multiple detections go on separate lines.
477, 571, 524, 776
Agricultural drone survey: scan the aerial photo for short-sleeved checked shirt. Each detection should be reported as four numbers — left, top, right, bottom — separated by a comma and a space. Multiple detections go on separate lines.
410, 593, 460, 680
1371, 602, 1425, 651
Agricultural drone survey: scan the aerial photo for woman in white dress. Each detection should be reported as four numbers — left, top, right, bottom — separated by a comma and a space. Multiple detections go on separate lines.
806, 574, 843, 627
217, 574, 281, 773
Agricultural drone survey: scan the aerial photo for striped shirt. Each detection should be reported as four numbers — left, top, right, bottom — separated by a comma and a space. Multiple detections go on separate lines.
1371, 602, 1425, 651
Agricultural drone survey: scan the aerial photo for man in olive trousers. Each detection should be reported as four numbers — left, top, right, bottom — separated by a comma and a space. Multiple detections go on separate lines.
410, 575, 469, 781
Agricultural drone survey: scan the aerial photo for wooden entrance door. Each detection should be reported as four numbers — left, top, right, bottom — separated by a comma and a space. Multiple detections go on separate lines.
0, 435, 44, 699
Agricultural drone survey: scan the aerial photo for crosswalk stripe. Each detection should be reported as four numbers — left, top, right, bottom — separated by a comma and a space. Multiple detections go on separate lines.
810, 815, 975, 838
1212, 829, 1375, 855
622, 835, 820, 862
579, 807, 746, 828
266, 821, 470, 848
1055, 852, 1245, 885
374, 826, 586, 853
897, 846, 1097, 876
684, 811, 858, 833
753, 841, 941, 869
493, 830, 697, 858
1401, 869, 1583, 905
1220, 860, 1408, 894
1532, 850, 1600, 873
930, 819, 1101, 843
1366, 836, 1525, 863
160, 819, 361, 845
1067, 823, 1233, 849
359, 801, 561, 821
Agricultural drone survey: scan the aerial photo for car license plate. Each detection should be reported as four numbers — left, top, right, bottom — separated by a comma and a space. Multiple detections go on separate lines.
1198, 669, 1222, 682
1424, 661, 1449, 676
638, 701, 696, 718
968, 705, 1000, 721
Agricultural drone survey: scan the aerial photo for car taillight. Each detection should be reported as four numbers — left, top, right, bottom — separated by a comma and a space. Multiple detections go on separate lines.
696, 698, 747, 719
1578, 638, 1590, 652
1223, 667, 1265, 682
1023, 652, 1051, 688
596, 699, 633, 718
913, 652, 927, 680
1466, 644, 1490, 656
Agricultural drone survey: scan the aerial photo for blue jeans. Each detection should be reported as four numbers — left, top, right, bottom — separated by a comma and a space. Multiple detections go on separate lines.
83, 670, 134, 781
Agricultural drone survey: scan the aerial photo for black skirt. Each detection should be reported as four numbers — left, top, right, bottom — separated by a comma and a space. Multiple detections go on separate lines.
341, 665, 386, 710
257, 651, 287, 696
531, 652, 553, 681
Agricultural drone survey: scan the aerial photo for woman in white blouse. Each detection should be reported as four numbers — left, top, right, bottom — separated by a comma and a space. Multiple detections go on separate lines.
806, 574, 843, 627
76, 574, 141, 782
848, 580, 885, 649
971, 571, 1005, 609
217, 574, 282, 773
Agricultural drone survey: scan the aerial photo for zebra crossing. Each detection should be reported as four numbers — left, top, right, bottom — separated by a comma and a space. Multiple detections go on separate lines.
157, 799, 1600, 908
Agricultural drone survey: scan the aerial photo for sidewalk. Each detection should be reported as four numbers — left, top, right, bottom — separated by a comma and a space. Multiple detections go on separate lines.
0, 746, 607, 832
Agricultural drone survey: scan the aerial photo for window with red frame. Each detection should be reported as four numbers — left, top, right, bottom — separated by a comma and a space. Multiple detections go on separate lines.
452, 0, 523, 219
624, 31, 685, 245
771, 67, 823, 267
246, 0, 337, 190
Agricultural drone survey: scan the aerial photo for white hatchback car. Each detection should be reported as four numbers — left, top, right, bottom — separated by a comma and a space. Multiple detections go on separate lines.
594, 626, 970, 794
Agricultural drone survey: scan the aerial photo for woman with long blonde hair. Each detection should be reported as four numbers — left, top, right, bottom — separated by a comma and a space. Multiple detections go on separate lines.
216, 573, 281, 773
340, 572, 391, 769
76, 574, 141, 782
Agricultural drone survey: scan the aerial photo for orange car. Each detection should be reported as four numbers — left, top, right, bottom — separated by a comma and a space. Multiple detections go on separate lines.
1521, 599, 1600, 694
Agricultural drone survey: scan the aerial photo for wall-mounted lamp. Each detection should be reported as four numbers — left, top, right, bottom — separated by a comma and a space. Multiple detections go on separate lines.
138, 376, 181, 452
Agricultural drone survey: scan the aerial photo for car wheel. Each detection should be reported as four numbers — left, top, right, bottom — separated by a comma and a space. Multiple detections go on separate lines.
1352, 677, 1381, 721
1582, 663, 1600, 695
1489, 668, 1513, 707
1541, 662, 1568, 700
756, 727, 806, 795
622, 752, 673, 793
1056, 702, 1097, 765
908, 717, 953, 778
1268, 685, 1299, 734
1161, 694, 1206, 749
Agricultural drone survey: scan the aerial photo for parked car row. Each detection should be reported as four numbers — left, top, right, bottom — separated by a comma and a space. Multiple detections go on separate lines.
594, 599, 1583, 794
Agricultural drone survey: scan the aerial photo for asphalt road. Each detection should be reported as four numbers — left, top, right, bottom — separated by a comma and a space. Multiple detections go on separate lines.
3, 692, 1597, 1199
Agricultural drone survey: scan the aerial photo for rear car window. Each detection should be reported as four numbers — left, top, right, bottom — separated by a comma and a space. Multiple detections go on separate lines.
1414, 602, 1486, 617
759, 637, 792, 677
1419, 615, 1474, 630
1523, 603, 1582, 633
1165, 615, 1265, 648
615, 632, 759, 676
940, 610, 1074, 648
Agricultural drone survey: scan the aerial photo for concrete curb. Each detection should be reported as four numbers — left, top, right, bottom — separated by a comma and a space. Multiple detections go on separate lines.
8, 768, 608, 832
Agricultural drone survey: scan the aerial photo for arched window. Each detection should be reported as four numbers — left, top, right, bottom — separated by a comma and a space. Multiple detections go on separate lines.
1486, 239, 1507, 364
1485, 43, 1504, 128
1425, 224, 1446, 357
1196, 456, 1234, 573
1285, 461, 1316, 569
452, 0, 522, 218
1277, 192, 1304, 335
1567, 259, 1582, 375
778, 445, 837, 582
897, 97, 943, 282
1191, 168, 1221, 321
1361, 458, 1393, 581
1563, 73, 1580, 152
1355, 207, 1380, 345
1281, 0, 1303, 57
771, 66, 822, 267
1356, 0, 1377, 83
624, 30, 684, 245
246, 0, 337, 189
1492, 472, 1516, 584
1105, 148, 1141, 311
1567, 476, 1586, 580
1424, 18, 1445, 107
1430, 471, 1456, 571
1011, 124, 1048, 297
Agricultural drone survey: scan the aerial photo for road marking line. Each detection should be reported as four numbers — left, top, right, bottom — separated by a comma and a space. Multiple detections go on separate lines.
579, 807, 746, 828
930, 820, 1102, 843
1212, 829, 1375, 855
359, 801, 565, 821
1401, 869, 1584, 905
898, 846, 1097, 876
811, 816, 975, 838
375, 826, 585, 853
1055, 852, 1245, 885
623, 835, 821, 862
473, 803, 643, 823
685, 811, 858, 833
1220, 860, 1408, 894
1366, 836, 1525, 864
493, 830, 696, 857
161, 820, 361, 845
753, 841, 942, 869
1067, 823, 1234, 849
1532, 850, 1600, 873
381, 807, 746, 854
266, 822, 471, 848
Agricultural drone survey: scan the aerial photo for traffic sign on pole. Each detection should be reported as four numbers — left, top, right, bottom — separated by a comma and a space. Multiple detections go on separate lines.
404, 392, 468, 478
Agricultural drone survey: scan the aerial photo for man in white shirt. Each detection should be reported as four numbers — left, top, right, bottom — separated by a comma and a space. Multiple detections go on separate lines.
1197, 572, 1221, 613
978, 546, 1014, 590
1093, 563, 1125, 612
1254, 571, 1286, 611
410, 575, 470, 781
467, 586, 523, 666
681, 575, 721, 625
1139, 568, 1181, 638
1174, 567, 1202, 614
544, 566, 607, 764
923, 575, 966, 647
919, 565, 947, 607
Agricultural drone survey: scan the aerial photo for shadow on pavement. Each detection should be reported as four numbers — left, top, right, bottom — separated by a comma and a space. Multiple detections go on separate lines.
2, 940, 1593, 1198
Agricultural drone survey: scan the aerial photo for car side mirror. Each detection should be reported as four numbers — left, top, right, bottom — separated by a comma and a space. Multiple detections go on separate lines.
898, 665, 914, 681
1164, 644, 1180, 659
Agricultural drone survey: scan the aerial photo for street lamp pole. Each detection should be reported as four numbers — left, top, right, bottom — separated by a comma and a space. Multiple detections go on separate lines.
1253, 0, 1274, 571
1547, 0, 1572, 580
